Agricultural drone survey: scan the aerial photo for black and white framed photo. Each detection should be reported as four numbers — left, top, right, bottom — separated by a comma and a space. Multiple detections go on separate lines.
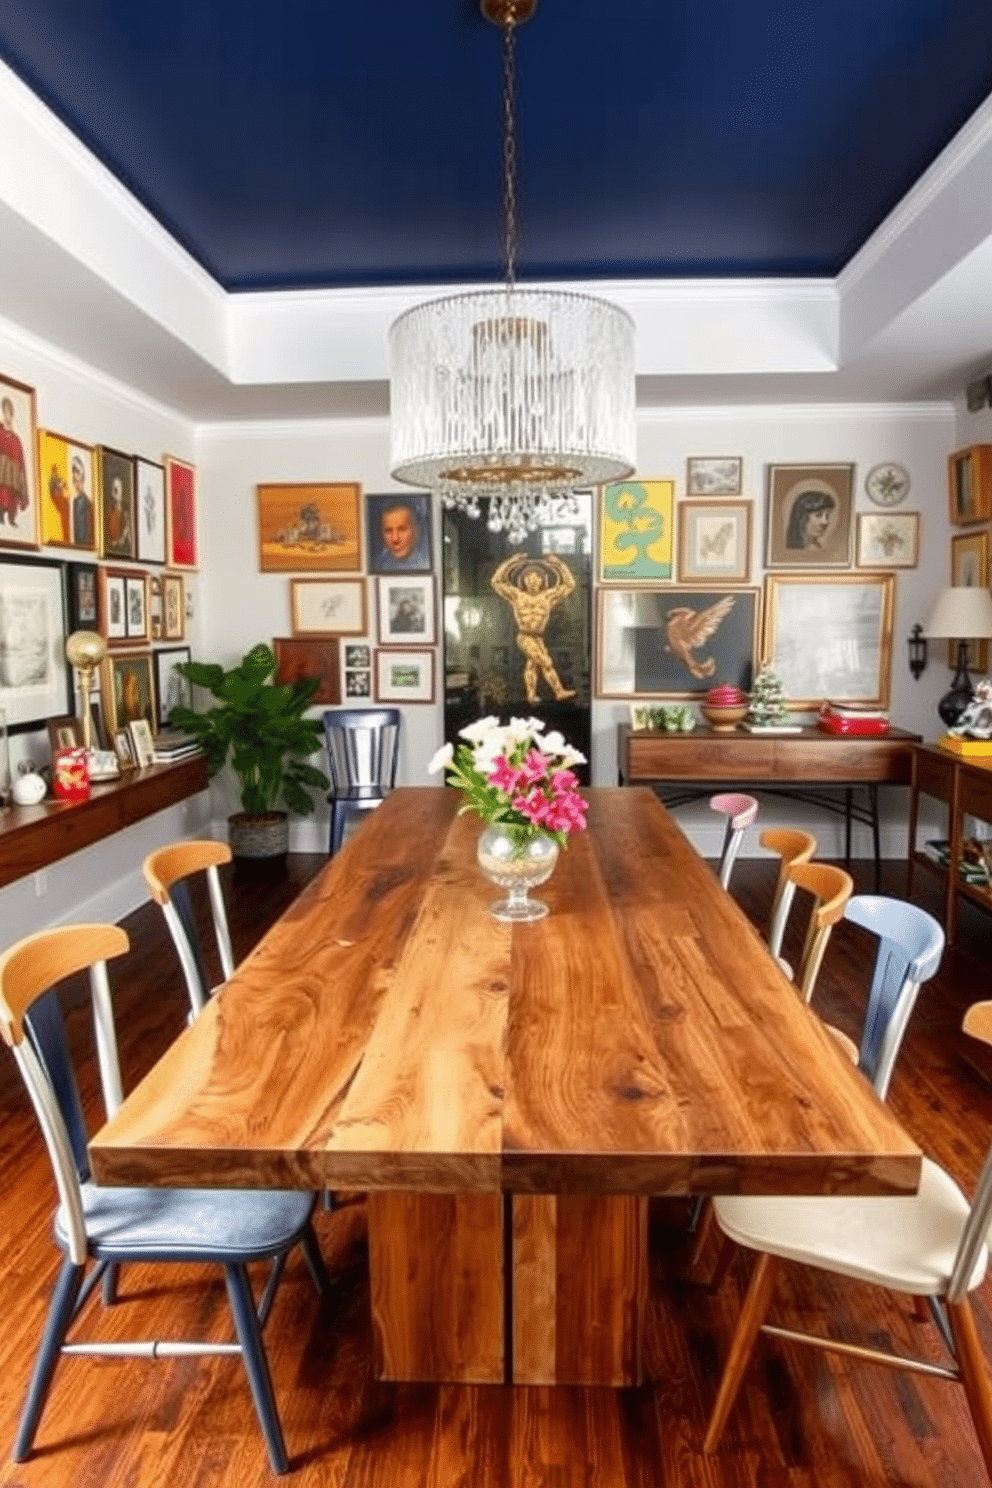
153, 644, 192, 729
126, 573, 148, 640
0, 553, 71, 731
375, 647, 435, 703
66, 560, 99, 632
135, 456, 167, 564
376, 574, 436, 645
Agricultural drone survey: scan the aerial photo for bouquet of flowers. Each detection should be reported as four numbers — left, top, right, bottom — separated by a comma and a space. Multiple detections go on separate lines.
429, 715, 588, 848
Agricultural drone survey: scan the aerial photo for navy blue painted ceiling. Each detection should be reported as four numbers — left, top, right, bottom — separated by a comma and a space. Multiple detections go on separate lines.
1, 1, 991, 293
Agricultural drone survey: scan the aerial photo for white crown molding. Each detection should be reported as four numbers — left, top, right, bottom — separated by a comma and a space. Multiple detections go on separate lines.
634, 401, 951, 426
197, 413, 391, 442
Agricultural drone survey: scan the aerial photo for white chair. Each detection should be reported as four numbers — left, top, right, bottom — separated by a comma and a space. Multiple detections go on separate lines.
709, 792, 759, 891
143, 840, 235, 1017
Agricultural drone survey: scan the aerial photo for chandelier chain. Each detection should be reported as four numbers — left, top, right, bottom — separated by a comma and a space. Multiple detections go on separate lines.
502, 18, 517, 291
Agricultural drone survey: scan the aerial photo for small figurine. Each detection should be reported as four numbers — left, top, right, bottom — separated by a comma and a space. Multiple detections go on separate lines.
950, 679, 992, 739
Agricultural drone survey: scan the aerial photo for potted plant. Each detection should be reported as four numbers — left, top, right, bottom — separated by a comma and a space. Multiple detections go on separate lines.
170, 642, 329, 859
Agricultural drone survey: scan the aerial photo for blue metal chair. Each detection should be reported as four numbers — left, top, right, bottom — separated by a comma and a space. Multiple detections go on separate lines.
323, 707, 401, 854
2, 923, 331, 1474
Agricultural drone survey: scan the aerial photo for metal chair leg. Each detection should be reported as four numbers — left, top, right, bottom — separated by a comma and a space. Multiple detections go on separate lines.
223, 1263, 289, 1475
300, 1221, 334, 1297
14, 1259, 85, 1461
102, 1261, 120, 1305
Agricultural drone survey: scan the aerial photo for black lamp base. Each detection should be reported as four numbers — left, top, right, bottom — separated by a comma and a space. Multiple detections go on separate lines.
938, 640, 974, 727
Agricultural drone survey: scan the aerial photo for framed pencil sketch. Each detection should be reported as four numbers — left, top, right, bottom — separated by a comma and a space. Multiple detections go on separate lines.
596, 586, 759, 699
66, 560, 99, 632
290, 577, 366, 636
686, 456, 742, 496
856, 512, 919, 569
97, 446, 136, 560
377, 574, 436, 645
762, 573, 894, 709
164, 456, 198, 568
38, 431, 96, 551
765, 463, 854, 568
950, 531, 990, 671
162, 571, 185, 640
375, 648, 435, 703
101, 651, 155, 734
0, 372, 39, 550
366, 492, 433, 574
154, 645, 192, 729
126, 573, 149, 641
257, 481, 361, 572
272, 636, 341, 705
599, 480, 674, 581
135, 457, 167, 564
0, 554, 70, 731
678, 501, 751, 583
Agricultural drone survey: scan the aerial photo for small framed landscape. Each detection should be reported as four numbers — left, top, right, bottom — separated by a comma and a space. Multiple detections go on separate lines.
856, 512, 919, 569
375, 648, 435, 704
290, 577, 366, 636
596, 586, 760, 699
0, 553, 70, 731
678, 501, 751, 583
765, 463, 854, 568
686, 456, 742, 497
762, 573, 894, 710
376, 574, 436, 646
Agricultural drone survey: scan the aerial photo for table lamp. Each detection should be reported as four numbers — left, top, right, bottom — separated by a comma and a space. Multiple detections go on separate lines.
65, 630, 107, 751
922, 586, 992, 727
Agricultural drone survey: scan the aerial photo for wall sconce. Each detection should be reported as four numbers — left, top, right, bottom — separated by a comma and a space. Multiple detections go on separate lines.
907, 623, 927, 679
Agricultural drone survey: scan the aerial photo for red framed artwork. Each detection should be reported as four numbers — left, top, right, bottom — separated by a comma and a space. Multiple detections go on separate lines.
164, 455, 198, 569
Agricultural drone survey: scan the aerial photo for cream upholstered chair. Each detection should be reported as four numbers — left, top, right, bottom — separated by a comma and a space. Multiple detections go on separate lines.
143, 840, 234, 1017
703, 994, 988, 1473
760, 828, 817, 958
709, 792, 759, 891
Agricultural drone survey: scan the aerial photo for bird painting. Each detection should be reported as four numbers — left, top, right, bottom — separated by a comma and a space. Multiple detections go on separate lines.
664, 595, 735, 679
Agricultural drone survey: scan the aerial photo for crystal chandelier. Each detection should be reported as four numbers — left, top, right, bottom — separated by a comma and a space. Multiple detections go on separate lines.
388, 0, 636, 547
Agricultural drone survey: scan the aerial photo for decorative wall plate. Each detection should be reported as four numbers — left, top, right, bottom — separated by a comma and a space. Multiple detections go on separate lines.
864, 462, 910, 507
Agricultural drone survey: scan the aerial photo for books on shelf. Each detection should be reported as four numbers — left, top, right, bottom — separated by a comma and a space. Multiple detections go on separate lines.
922, 839, 991, 883
152, 731, 202, 764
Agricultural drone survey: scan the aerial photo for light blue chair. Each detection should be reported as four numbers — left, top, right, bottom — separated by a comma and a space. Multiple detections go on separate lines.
2, 923, 331, 1475
323, 707, 401, 854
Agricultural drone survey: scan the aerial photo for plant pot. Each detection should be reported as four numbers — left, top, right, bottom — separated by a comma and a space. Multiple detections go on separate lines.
228, 810, 289, 860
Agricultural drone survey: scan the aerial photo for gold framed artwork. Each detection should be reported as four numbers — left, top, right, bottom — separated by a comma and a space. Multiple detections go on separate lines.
97, 446, 136, 560
164, 455, 198, 569
950, 530, 990, 672
290, 577, 367, 636
0, 372, 39, 549
596, 586, 760, 699
101, 652, 155, 735
855, 512, 919, 569
257, 481, 362, 572
947, 445, 992, 526
765, 463, 854, 568
38, 431, 95, 550
678, 500, 751, 583
162, 571, 185, 640
99, 566, 149, 648
599, 479, 674, 581
686, 456, 742, 496
762, 573, 894, 709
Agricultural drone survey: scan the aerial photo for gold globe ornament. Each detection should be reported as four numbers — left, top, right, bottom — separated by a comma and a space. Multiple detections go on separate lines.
65, 630, 107, 753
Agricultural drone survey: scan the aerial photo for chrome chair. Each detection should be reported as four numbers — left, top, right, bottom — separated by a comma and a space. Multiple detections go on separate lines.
143, 839, 234, 1017
323, 707, 401, 854
2, 923, 330, 1474
709, 792, 759, 891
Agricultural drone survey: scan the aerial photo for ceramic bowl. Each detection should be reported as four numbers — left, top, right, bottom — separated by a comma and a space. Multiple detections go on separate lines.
701, 702, 749, 733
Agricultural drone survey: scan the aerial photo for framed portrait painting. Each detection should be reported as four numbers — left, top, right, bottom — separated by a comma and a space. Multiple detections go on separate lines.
686, 456, 742, 497
678, 501, 751, 583
366, 492, 433, 574
0, 553, 70, 731
765, 463, 854, 568
377, 574, 436, 645
272, 636, 341, 705
164, 455, 198, 569
596, 586, 759, 699
162, 571, 185, 640
375, 648, 435, 704
856, 512, 919, 569
599, 480, 674, 582
135, 457, 167, 564
0, 373, 39, 550
66, 560, 99, 632
97, 446, 136, 560
38, 431, 95, 551
101, 651, 155, 734
290, 577, 366, 636
762, 573, 894, 709
257, 481, 361, 572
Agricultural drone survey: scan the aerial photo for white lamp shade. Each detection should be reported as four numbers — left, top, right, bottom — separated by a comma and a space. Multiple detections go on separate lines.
923, 586, 992, 639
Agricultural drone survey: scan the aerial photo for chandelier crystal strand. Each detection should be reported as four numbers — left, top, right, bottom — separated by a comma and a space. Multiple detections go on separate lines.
388, 0, 635, 543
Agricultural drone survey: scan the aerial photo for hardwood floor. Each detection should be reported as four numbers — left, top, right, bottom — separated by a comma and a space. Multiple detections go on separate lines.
1, 851, 990, 1485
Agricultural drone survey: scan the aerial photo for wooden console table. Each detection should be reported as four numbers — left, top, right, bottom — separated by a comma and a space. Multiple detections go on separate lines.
0, 756, 209, 890
907, 743, 992, 944
618, 723, 921, 889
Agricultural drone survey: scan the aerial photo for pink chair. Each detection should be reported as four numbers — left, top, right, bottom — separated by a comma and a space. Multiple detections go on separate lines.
709, 792, 759, 891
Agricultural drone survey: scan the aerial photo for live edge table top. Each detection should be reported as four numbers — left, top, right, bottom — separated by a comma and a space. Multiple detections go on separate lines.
89, 787, 920, 1200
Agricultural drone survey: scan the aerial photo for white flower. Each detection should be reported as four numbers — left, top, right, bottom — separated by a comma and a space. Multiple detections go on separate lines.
540, 729, 567, 756
560, 744, 587, 767
474, 727, 513, 772
458, 715, 500, 745
427, 742, 454, 775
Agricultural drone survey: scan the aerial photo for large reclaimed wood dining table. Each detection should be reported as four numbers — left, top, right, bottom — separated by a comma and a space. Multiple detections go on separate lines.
89, 787, 921, 1388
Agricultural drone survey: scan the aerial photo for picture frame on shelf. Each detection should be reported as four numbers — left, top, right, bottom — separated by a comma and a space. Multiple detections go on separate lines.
272, 636, 341, 705
950, 530, 990, 672
113, 727, 136, 769
134, 456, 167, 564
856, 511, 919, 569
128, 717, 155, 768
596, 585, 760, 699
164, 455, 198, 569
947, 446, 992, 526
765, 463, 854, 568
290, 576, 366, 636
162, 571, 185, 640
38, 431, 96, 551
366, 492, 433, 574
47, 715, 83, 757
0, 553, 71, 731
66, 560, 99, 632
375, 647, 435, 703
599, 479, 674, 582
97, 446, 136, 560
376, 574, 436, 645
257, 481, 361, 572
678, 500, 751, 583
762, 572, 894, 709
153, 644, 192, 730
686, 455, 742, 497
101, 651, 155, 734
0, 372, 39, 550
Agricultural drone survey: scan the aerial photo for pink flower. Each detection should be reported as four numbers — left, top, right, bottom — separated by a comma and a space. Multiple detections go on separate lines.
549, 768, 578, 794
519, 748, 549, 786
487, 756, 523, 794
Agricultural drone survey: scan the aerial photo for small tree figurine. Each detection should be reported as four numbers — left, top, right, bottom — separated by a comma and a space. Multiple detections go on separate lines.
747, 663, 789, 729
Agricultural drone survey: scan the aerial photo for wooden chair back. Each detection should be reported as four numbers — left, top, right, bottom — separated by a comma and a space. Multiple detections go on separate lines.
760, 828, 818, 958
786, 862, 854, 1004
143, 841, 234, 1016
